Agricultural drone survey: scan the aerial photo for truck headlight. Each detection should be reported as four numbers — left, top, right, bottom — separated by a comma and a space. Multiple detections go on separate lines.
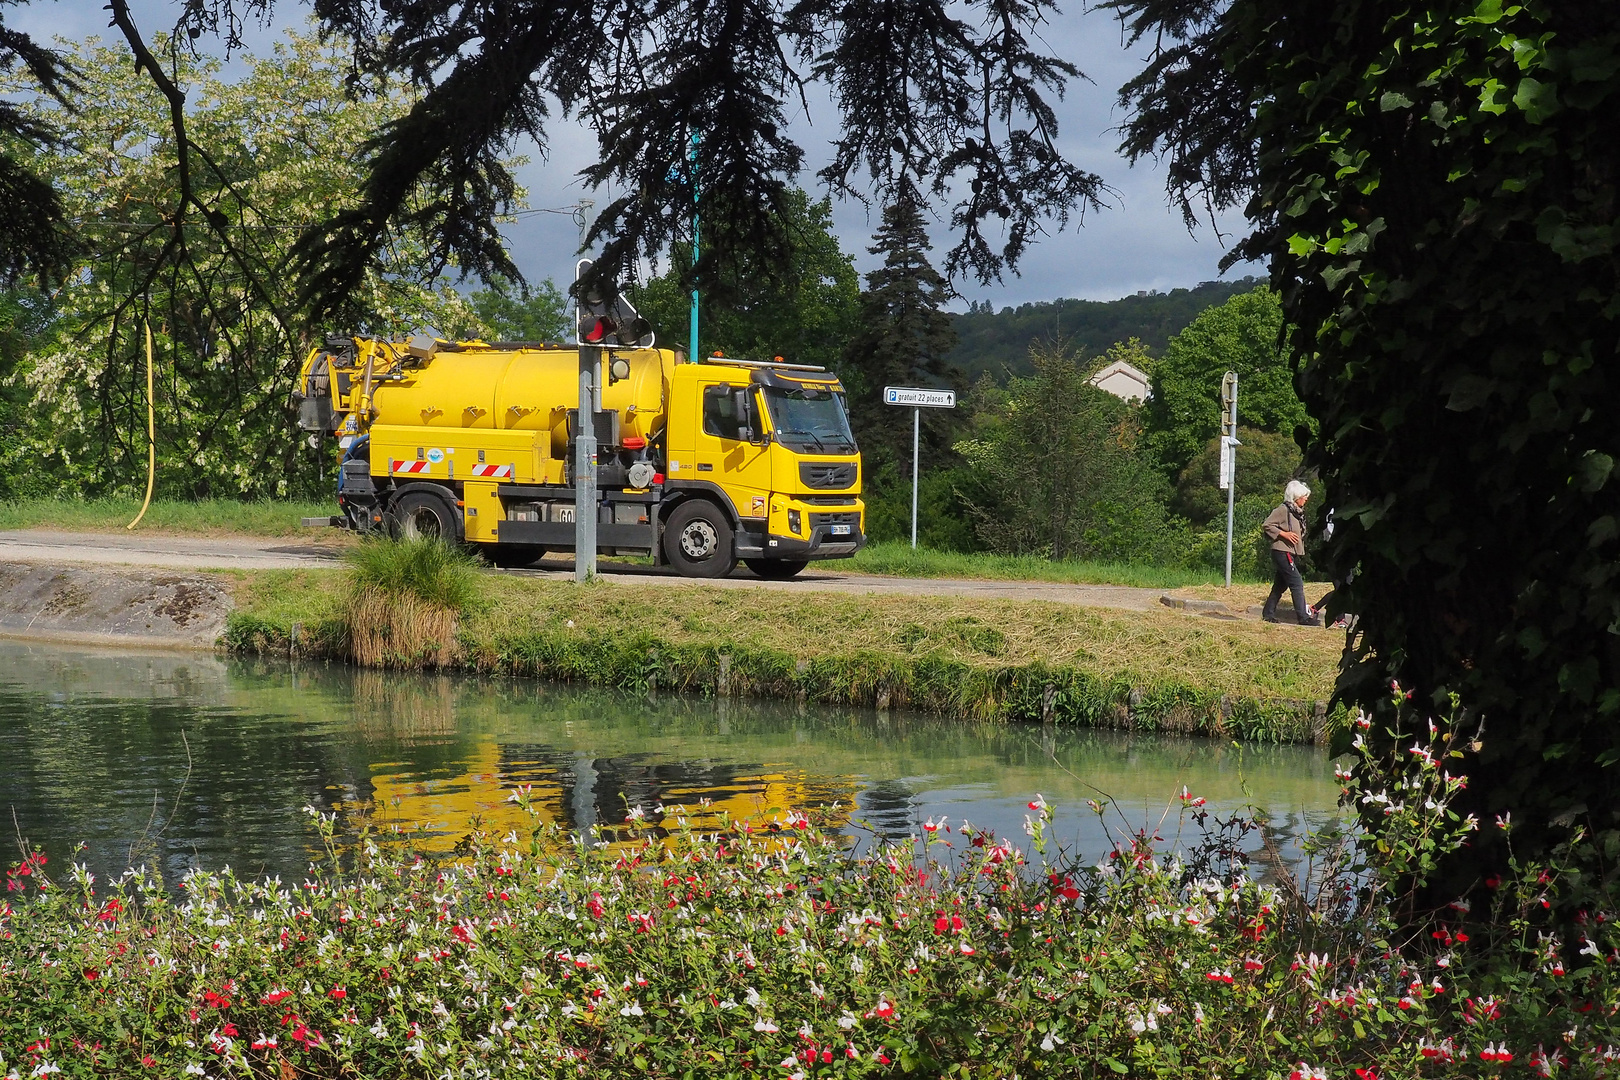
788, 509, 801, 535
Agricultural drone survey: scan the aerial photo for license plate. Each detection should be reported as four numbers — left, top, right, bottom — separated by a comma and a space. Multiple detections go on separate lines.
830, 524, 851, 536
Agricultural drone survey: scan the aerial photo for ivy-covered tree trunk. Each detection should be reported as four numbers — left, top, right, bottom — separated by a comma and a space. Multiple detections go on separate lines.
1112, 0, 1620, 910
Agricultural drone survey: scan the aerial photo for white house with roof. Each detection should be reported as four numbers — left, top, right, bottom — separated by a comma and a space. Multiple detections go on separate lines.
1087, 358, 1151, 402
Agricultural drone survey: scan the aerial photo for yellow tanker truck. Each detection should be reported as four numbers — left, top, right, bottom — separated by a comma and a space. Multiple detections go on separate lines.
293, 335, 864, 578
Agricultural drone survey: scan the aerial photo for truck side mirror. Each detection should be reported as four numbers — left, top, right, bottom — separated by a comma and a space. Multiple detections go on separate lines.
734, 387, 767, 445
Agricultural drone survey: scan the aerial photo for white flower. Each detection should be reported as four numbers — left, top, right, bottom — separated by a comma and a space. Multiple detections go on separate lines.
1039, 1031, 1065, 1052
837, 1012, 858, 1030
369, 1019, 388, 1039
754, 1019, 780, 1034
619, 1002, 644, 1017
745, 987, 763, 1007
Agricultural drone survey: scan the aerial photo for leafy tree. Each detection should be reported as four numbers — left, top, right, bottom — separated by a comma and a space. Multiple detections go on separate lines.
628, 189, 859, 373
0, 283, 55, 498
1174, 426, 1300, 526
1110, 0, 1620, 908
842, 182, 960, 471
955, 342, 1180, 562
3, 29, 476, 499
463, 276, 570, 342
1141, 286, 1306, 478
948, 277, 1261, 382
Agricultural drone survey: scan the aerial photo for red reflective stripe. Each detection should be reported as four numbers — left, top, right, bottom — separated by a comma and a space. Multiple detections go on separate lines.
392, 460, 429, 474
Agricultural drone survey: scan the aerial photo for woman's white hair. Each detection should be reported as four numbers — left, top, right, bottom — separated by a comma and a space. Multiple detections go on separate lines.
1284, 479, 1312, 503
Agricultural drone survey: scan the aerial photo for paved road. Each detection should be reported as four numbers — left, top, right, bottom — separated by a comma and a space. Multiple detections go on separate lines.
0, 529, 1181, 613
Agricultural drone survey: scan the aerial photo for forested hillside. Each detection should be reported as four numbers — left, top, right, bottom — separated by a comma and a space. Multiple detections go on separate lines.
948, 277, 1261, 381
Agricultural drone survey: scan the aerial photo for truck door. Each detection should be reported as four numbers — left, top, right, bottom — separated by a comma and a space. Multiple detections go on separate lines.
696, 382, 771, 523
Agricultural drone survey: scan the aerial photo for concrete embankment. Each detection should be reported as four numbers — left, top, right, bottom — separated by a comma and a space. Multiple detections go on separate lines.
0, 562, 231, 650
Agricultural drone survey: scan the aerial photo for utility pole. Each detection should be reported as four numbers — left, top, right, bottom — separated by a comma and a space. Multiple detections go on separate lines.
573, 199, 594, 251
687, 132, 701, 362
1219, 371, 1239, 588
575, 259, 600, 582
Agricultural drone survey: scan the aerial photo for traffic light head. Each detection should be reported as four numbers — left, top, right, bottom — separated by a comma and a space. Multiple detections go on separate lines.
575, 259, 655, 349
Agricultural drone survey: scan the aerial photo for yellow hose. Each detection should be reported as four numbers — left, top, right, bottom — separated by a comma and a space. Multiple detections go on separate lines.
126, 320, 156, 530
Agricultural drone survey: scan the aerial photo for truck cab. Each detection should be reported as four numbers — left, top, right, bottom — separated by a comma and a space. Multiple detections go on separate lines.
294, 337, 865, 579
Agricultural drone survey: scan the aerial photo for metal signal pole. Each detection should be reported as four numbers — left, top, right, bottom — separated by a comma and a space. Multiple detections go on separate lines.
688, 132, 701, 362
911, 407, 920, 548
1220, 371, 1239, 588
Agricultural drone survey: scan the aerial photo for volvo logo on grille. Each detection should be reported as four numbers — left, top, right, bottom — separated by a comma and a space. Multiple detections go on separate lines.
800, 463, 857, 488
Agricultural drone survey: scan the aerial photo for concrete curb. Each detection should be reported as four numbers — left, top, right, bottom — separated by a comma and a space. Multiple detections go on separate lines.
0, 562, 232, 651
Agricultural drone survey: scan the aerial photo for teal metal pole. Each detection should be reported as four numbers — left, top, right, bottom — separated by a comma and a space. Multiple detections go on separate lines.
688, 132, 700, 361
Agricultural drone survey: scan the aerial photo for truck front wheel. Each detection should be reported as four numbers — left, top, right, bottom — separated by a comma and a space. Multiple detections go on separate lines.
663, 500, 736, 578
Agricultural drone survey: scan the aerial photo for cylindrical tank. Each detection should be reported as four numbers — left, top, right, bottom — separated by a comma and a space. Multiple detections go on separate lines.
369, 345, 672, 455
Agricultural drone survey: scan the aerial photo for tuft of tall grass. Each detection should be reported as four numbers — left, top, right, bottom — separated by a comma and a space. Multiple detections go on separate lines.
342, 539, 480, 669
345, 538, 480, 610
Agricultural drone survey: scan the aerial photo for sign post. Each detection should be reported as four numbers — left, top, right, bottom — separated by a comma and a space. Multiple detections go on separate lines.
1218, 371, 1239, 588
883, 386, 957, 549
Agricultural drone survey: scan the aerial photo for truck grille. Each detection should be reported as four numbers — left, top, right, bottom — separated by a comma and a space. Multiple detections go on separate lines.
809, 512, 860, 528
800, 462, 857, 489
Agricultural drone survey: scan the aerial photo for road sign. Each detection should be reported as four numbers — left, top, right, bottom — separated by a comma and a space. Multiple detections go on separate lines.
883, 385, 958, 548
884, 386, 956, 409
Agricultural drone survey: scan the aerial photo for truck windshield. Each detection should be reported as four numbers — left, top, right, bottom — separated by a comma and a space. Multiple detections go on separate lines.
762, 387, 857, 454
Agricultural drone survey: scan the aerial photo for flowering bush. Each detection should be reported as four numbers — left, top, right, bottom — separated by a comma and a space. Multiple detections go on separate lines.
1, 694, 1617, 1079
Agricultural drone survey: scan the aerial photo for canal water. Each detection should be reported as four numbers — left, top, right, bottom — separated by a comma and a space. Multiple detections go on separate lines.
0, 641, 1339, 884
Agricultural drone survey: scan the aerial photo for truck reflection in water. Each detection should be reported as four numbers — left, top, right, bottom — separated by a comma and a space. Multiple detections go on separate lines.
0, 642, 1338, 886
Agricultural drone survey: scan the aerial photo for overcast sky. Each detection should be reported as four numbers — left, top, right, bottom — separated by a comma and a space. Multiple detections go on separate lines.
15, 0, 1258, 309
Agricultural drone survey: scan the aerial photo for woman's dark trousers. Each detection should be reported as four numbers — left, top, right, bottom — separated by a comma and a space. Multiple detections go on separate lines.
1263, 549, 1314, 624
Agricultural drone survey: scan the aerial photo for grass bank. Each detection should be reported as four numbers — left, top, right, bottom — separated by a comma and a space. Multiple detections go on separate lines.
845, 541, 1266, 587
0, 496, 334, 536
223, 563, 1343, 744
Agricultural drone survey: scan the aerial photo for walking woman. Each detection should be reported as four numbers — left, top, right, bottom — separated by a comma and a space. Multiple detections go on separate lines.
1262, 480, 1321, 626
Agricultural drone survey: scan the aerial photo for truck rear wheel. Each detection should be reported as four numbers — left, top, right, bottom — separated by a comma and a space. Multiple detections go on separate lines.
390, 488, 460, 544
744, 558, 808, 580
663, 500, 736, 578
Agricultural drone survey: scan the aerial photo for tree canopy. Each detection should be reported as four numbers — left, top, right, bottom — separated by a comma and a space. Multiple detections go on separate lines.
115, 0, 1106, 318
628, 188, 859, 373
841, 182, 961, 470
1110, 0, 1620, 908
1141, 286, 1306, 478
0, 29, 479, 499
0, 3, 76, 286
948, 276, 1261, 382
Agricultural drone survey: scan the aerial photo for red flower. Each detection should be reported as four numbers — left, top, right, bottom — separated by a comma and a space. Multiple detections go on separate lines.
328, 987, 346, 1000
